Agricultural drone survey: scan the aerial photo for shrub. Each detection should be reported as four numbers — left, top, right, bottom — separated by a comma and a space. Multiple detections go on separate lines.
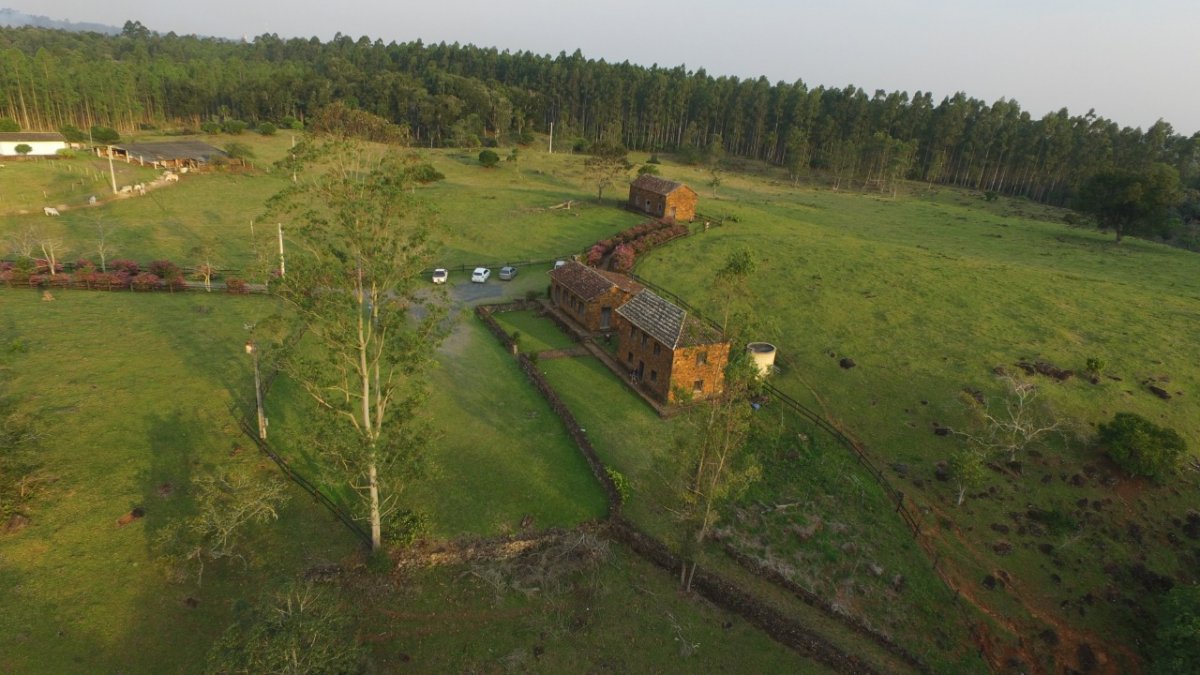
280, 116, 302, 130
224, 142, 255, 160
147, 260, 181, 279
1152, 584, 1200, 675
637, 164, 660, 176
257, 122, 277, 136
606, 467, 630, 505
58, 125, 86, 142
1099, 412, 1187, 482
0, 117, 18, 132
55, 148, 77, 159
480, 136, 498, 148
110, 259, 140, 275
647, 153, 661, 164
516, 130, 534, 146
478, 149, 500, 168
167, 275, 187, 292
225, 278, 249, 294
221, 120, 248, 135
90, 125, 120, 144
200, 121, 221, 135
1085, 357, 1106, 374
14, 144, 32, 156
611, 244, 635, 272
131, 273, 162, 291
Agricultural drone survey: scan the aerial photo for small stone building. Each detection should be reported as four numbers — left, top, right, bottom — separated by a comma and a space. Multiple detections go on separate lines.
627, 174, 698, 222
0, 132, 67, 157
549, 261, 643, 332
615, 290, 729, 402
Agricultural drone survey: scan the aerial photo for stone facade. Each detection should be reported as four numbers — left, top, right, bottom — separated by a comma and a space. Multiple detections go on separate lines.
549, 261, 642, 333
614, 290, 728, 402
627, 174, 698, 222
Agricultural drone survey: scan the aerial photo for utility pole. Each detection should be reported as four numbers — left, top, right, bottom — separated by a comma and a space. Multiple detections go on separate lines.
244, 340, 267, 440
548, 121, 554, 154
106, 145, 117, 194
277, 223, 286, 279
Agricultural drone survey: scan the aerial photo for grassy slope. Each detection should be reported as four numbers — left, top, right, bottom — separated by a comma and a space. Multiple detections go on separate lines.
0, 291, 358, 673
633, 166, 1200, 669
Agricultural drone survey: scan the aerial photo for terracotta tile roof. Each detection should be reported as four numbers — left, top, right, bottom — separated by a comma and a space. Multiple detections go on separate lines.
596, 269, 643, 294
549, 261, 633, 301
0, 132, 66, 142
630, 174, 687, 196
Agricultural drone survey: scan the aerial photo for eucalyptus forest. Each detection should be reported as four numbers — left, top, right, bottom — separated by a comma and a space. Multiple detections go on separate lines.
2, 21, 1198, 213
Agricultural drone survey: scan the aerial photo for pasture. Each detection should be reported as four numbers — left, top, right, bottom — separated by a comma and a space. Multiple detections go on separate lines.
3, 132, 1198, 671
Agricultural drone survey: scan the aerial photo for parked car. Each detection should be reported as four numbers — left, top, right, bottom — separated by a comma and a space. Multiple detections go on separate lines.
499, 265, 518, 280
431, 268, 448, 284
553, 260, 568, 269
470, 267, 491, 283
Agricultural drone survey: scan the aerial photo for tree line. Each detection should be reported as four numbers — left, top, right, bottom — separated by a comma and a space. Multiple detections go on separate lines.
2, 21, 1198, 211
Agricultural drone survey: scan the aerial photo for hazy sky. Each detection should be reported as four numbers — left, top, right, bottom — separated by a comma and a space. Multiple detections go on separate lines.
14, 0, 1200, 134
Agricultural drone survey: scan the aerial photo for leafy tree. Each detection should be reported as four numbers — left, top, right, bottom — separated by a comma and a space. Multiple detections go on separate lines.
1075, 164, 1182, 242
1098, 412, 1187, 482
477, 149, 499, 168
267, 138, 447, 551
206, 581, 364, 674
13, 144, 31, 156
224, 142, 255, 160
582, 141, 632, 203
57, 124, 85, 143
637, 163, 660, 176
0, 117, 19, 132
90, 125, 120, 144
1151, 584, 1200, 675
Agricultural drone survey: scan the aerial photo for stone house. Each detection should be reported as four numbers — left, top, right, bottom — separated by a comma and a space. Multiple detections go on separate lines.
627, 174, 698, 222
614, 290, 729, 402
0, 132, 67, 157
549, 261, 643, 332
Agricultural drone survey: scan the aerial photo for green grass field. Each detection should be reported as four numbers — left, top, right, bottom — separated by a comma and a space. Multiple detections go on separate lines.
4, 136, 1199, 671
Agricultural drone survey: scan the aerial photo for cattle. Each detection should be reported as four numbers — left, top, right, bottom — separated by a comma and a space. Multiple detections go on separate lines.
43, 207, 60, 216
163, 172, 179, 183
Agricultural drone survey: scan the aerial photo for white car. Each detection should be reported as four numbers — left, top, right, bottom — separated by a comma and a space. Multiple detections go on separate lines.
431, 268, 448, 284
470, 267, 491, 283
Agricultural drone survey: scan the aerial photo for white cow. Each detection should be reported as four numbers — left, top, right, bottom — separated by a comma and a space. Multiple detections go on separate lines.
135, 183, 146, 195
163, 172, 179, 183
43, 207, 60, 216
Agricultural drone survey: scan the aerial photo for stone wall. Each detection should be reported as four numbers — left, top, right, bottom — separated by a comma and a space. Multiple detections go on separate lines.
668, 342, 729, 402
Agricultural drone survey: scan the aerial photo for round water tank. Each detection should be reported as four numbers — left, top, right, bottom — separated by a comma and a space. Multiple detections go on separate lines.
746, 342, 777, 377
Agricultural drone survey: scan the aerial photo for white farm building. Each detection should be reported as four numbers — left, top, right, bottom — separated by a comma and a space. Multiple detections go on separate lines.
0, 132, 68, 157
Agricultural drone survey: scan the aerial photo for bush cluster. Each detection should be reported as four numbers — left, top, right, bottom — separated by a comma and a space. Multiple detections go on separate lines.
0, 257, 245, 294
1099, 412, 1187, 482
585, 220, 689, 270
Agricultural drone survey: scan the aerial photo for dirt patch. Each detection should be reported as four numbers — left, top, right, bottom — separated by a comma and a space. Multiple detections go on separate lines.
5, 514, 30, 533
117, 507, 145, 526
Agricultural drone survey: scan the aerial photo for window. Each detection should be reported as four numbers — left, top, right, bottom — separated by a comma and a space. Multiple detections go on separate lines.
627, 351, 633, 363
630, 325, 636, 338
653, 343, 660, 355
641, 333, 648, 347
696, 351, 708, 365
650, 370, 657, 382
693, 379, 704, 392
